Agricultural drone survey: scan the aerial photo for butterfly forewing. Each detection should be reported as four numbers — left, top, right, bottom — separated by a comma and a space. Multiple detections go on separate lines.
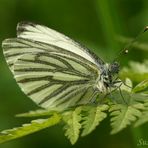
17, 22, 104, 66
2, 38, 65, 72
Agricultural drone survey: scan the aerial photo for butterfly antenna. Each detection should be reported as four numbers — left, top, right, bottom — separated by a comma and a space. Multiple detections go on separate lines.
113, 25, 148, 62
119, 87, 128, 105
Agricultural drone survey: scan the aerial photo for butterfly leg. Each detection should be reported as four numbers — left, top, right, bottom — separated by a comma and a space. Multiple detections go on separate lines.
119, 87, 128, 105
88, 91, 99, 105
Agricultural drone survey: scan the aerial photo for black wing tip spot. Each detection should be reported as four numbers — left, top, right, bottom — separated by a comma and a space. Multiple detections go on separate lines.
17, 21, 37, 36
17, 21, 36, 28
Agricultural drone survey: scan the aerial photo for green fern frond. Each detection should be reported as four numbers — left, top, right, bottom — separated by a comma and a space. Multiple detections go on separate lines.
63, 107, 82, 145
134, 100, 148, 127
16, 109, 58, 118
1, 77, 148, 144
132, 79, 148, 93
0, 113, 61, 144
121, 78, 133, 92
109, 79, 148, 134
109, 103, 143, 134
81, 105, 109, 136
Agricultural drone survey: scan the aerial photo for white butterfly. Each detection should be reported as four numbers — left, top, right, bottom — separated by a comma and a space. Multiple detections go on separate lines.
2, 22, 120, 110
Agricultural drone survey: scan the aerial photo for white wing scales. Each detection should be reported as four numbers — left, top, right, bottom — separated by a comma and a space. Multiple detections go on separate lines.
13, 52, 98, 109
17, 22, 103, 66
2, 22, 103, 110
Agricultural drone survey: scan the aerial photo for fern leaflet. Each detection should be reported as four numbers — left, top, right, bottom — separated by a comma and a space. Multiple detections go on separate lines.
0, 113, 61, 144
109, 103, 144, 134
81, 105, 109, 136
63, 107, 82, 144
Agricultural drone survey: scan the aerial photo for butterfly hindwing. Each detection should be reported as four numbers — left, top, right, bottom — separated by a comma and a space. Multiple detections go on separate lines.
13, 52, 99, 109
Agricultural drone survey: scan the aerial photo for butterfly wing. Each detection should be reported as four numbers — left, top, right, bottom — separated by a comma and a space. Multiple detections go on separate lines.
17, 22, 104, 66
2, 22, 103, 110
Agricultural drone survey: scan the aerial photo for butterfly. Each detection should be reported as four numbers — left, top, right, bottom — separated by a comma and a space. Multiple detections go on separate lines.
2, 22, 121, 110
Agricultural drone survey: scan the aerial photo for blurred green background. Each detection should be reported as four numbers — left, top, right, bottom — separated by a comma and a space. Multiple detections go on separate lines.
0, 0, 148, 148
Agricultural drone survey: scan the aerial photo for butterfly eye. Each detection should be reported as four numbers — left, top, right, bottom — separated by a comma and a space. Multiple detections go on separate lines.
104, 78, 108, 81
104, 76, 108, 81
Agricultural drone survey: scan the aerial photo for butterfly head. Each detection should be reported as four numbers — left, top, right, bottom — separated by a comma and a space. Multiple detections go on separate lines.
99, 62, 120, 90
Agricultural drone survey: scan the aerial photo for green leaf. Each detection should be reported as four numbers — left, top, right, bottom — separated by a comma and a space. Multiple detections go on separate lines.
81, 105, 109, 136
109, 103, 143, 134
0, 113, 61, 144
134, 100, 148, 127
110, 79, 148, 105
109, 80, 147, 134
132, 79, 148, 93
121, 78, 132, 92
63, 107, 82, 145
1, 77, 148, 144
16, 109, 58, 117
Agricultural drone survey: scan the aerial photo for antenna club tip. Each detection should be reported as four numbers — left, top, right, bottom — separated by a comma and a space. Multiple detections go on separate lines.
144, 26, 148, 32
125, 49, 128, 54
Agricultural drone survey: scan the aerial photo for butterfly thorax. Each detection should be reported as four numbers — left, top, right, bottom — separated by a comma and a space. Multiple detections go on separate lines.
96, 62, 120, 93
